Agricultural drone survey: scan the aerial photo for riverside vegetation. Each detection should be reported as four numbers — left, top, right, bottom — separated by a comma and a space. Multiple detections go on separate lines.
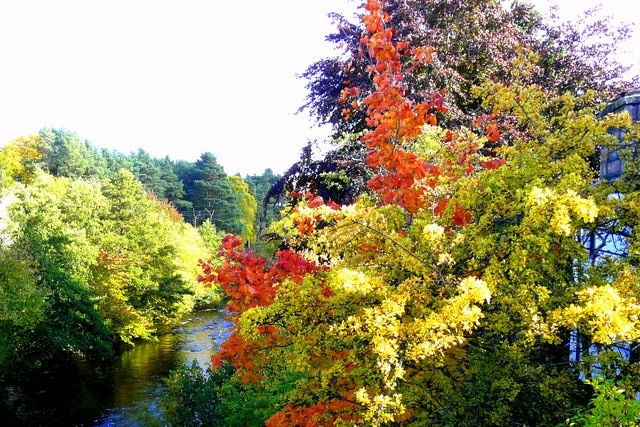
3, 0, 640, 425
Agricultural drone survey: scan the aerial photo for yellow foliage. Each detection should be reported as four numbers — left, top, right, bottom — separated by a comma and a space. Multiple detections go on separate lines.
526, 187, 598, 236
552, 276, 640, 345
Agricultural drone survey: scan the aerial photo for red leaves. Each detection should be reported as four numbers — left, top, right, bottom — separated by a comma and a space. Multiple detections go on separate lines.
266, 400, 358, 427
486, 122, 500, 142
480, 158, 506, 170
202, 236, 322, 382
433, 198, 472, 227
453, 204, 472, 227
199, 235, 320, 315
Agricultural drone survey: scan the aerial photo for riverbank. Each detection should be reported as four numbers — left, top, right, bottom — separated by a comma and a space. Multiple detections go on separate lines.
0, 309, 232, 426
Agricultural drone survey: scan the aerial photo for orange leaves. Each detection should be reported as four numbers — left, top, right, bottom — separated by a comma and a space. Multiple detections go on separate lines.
411, 46, 436, 67
480, 158, 506, 170
474, 115, 501, 143
357, 0, 448, 215
486, 122, 500, 142
199, 235, 320, 315
266, 400, 359, 427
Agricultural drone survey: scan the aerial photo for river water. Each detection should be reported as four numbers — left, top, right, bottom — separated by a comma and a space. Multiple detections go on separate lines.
0, 309, 232, 426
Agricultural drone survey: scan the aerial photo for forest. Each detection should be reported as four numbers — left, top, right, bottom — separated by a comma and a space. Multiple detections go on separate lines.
4, 0, 640, 425
0, 127, 281, 375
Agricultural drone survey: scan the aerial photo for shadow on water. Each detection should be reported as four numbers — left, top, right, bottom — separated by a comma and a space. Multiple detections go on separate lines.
0, 309, 232, 426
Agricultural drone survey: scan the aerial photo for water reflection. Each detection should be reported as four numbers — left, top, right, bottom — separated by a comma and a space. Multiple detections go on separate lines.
0, 309, 232, 427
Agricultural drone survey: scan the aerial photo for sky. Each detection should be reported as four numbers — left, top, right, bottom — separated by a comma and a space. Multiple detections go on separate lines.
0, 1, 637, 177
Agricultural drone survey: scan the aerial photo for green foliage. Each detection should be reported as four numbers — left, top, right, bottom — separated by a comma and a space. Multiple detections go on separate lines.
2, 166, 219, 369
128, 149, 186, 205
0, 246, 45, 375
98, 169, 196, 336
160, 361, 299, 427
7, 174, 112, 362
181, 153, 242, 233
160, 361, 224, 426
228, 175, 258, 243
569, 378, 640, 427
39, 128, 107, 179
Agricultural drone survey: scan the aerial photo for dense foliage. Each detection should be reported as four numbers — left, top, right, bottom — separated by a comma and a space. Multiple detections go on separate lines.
194, 0, 640, 425
271, 0, 639, 209
0, 130, 281, 376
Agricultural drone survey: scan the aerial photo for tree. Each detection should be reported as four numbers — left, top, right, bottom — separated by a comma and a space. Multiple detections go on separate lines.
0, 134, 44, 186
39, 128, 107, 179
199, 1, 640, 425
181, 152, 241, 232
7, 174, 113, 364
301, 0, 637, 136
228, 175, 258, 244
5, 168, 206, 352
99, 169, 194, 336
0, 245, 45, 376
128, 150, 186, 206
270, 0, 639, 209
245, 168, 283, 233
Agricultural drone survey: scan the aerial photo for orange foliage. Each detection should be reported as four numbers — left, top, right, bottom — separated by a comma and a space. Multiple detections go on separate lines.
353, 0, 447, 214
199, 235, 321, 382
266, 399, 359, 427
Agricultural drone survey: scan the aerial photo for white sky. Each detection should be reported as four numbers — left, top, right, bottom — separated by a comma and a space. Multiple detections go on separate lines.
0, 0, 637, 176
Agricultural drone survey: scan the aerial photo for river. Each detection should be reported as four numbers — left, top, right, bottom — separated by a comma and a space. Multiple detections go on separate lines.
0, 309, 232, 426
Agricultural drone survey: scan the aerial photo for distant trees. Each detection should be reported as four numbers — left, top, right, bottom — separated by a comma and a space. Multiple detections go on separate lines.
39, 128, 107, 179
180, 152, 242, 233
0, 128, 283, 239
0, 169, 218, 373
128, 149, 186, 206
0, 124, 284, 375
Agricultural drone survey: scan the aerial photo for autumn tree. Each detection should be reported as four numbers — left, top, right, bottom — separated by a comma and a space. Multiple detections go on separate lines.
198, 1, 640, 425
0, 134, 44, 186
270, 0, 638, 209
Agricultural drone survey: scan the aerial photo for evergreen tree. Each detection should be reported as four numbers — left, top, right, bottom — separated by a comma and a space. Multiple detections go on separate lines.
182, 152, 241, 233
39, 128, 107, 179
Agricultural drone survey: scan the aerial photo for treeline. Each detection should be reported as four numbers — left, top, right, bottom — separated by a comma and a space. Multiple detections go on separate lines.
0, 128, 281, 239
0, 127, 281, 377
